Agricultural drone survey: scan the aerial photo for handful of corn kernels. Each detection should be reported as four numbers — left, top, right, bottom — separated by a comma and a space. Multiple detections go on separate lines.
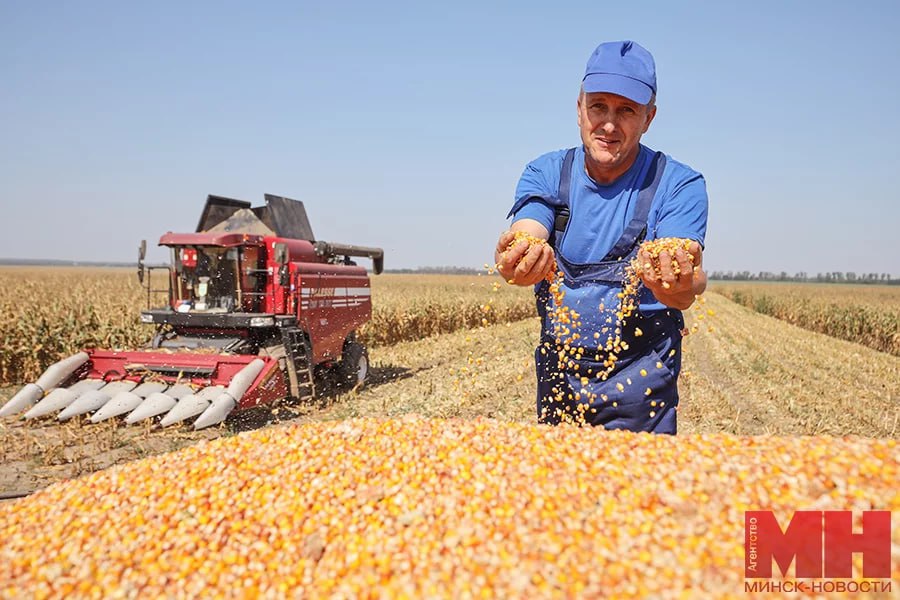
503, 231, 558, 284
635, 237, 696, 289
505, 230, 549, 252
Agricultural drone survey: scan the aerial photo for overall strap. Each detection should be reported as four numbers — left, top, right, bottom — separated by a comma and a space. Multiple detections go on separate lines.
551, 148, 577, 244
601, 151, 666, 261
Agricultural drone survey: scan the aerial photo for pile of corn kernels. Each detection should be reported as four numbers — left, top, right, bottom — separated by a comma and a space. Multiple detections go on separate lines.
1, 417, 897, 599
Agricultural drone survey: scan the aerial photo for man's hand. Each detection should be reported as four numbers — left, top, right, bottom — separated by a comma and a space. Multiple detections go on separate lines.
637, 240, 707, 310
494, 221, 555, 286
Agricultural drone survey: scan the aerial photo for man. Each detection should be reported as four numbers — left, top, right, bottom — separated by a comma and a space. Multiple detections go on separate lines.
495, 41, 708, 434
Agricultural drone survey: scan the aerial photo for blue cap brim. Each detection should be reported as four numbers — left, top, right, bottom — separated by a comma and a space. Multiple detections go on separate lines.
582, 73, 653, 105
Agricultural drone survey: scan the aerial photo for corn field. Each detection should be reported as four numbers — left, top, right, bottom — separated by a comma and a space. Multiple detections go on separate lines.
362, 274, 536, 347
3, 268, 899, 386
712, 282, 900, 356
0, 268, 536, 385
0, 269, 148, 384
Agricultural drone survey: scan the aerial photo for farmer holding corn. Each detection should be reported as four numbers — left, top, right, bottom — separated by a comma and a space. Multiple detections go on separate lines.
495, 40, 708, 434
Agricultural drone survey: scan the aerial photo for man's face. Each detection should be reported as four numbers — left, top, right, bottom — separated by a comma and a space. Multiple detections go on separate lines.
577, 91, 656, 183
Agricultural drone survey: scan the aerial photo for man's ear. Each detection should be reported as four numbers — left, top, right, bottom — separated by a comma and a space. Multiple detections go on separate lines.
576, 96, 584, 129
642, 104, 657, 133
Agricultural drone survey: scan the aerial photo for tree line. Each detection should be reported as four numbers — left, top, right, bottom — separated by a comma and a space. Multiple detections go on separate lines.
708, 271, 898, 285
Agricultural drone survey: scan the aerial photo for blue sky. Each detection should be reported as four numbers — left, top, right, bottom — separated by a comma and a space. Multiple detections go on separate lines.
1, 1, 898, 274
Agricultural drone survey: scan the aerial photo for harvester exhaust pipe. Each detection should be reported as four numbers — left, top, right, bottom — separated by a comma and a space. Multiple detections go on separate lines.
313, 242, 384, 275
193, 359, 266, 430
0, 352, 90, 418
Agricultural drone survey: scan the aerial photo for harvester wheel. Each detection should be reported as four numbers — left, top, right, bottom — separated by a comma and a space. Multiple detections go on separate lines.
338, 341, 369, 388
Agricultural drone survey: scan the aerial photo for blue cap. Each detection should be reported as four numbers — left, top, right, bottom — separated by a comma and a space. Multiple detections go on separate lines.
582, 41, 656, 105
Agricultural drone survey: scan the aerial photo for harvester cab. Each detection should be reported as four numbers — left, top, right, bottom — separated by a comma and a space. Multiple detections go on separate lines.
173, 245, 240, 313
1, 194, 384, 430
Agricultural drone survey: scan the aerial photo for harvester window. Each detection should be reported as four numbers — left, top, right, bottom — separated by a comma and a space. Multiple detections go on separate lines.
175, 247, 239, 312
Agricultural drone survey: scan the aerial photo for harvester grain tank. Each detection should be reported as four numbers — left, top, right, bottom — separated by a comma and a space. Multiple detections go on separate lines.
0, 194, 384, 429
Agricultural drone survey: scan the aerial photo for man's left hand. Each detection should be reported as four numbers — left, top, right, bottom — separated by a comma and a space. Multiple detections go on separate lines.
637, 241, 707, 310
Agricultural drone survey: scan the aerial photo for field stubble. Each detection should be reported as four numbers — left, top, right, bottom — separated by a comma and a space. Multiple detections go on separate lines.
678, 294, 899, 437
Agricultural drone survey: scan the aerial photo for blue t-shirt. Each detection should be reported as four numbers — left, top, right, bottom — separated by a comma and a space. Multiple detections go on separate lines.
509, 144, 708, 322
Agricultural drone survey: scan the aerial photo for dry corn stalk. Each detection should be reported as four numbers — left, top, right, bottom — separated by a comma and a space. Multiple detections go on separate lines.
0, 417, 896, 598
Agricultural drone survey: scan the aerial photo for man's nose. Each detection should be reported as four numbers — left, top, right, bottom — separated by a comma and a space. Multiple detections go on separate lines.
597, 118, 616, 133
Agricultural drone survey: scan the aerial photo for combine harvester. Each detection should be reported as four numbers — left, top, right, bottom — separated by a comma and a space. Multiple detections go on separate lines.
0, 194, 384, 430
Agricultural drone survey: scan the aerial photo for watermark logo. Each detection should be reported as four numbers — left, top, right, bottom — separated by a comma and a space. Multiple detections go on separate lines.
744, 510, 893, 594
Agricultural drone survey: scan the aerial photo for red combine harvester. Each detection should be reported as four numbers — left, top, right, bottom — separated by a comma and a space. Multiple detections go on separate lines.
0, 194, 384, 430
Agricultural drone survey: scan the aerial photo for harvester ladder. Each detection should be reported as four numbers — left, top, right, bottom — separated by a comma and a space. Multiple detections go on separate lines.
281, 327, 315, 401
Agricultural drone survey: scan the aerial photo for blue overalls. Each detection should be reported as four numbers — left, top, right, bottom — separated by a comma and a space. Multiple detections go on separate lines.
533, 148, 684, 434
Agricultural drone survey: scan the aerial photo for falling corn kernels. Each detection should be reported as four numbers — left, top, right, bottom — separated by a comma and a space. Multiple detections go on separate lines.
511, 235, 710, 395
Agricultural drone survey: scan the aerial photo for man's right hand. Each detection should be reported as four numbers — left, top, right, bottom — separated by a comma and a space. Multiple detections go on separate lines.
494, 224, 555, 286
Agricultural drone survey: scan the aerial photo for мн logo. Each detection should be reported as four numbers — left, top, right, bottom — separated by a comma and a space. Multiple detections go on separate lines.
745, 511, 891, 579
